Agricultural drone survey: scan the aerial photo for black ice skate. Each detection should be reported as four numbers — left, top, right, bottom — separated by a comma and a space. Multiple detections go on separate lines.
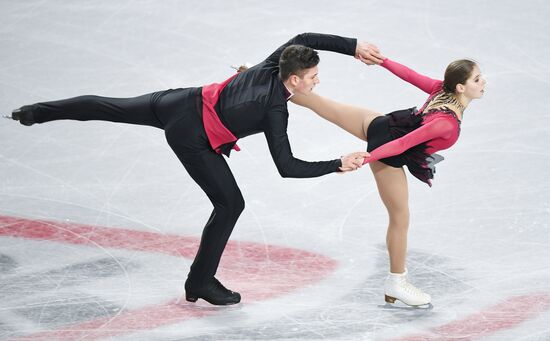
8, 105, 36, 126
185, 277, 241, 305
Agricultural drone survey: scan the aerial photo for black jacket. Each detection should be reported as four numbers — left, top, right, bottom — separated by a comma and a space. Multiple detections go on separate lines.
215, 33, 357, 178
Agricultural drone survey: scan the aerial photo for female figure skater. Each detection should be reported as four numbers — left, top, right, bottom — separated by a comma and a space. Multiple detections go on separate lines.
291, 56, 486, 307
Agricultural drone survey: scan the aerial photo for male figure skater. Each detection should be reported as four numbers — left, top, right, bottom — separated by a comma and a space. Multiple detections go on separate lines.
8, 32, 383, 305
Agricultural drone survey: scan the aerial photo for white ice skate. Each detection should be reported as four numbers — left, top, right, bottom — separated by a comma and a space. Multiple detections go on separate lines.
384, 269, 431, 307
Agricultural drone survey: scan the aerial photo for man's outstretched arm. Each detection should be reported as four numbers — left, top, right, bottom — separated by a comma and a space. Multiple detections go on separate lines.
263, 105, 367, 178
265, 32, 383, 65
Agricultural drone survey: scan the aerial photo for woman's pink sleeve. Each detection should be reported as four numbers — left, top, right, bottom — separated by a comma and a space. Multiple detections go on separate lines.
381, 58, 442, 94
363, 118, 454, 164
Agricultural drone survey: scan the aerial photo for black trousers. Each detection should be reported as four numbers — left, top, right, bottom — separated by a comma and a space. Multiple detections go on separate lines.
32, 88, 245, 289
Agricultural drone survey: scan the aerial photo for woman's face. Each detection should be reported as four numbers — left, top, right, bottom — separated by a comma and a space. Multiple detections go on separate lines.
462, 65, 486, 99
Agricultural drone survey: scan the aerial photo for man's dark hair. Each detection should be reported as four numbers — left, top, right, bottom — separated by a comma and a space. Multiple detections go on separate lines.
279, 45, 320, 81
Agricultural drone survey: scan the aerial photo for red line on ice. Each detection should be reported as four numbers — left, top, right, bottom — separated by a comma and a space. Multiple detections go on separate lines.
3, 215, 548, 340
391, 294, 550, 341
0, 215, 337, 340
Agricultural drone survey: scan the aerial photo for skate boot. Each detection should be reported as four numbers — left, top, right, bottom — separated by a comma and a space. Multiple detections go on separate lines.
185, 277, 241, 305
384, 269, 431, 307
9, 105, 36, 126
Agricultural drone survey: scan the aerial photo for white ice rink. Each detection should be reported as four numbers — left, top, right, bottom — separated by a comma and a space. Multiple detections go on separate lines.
1, 1, 550, 340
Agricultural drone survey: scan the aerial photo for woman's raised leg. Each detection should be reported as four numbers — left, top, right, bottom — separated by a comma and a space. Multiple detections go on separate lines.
291, 92, 382, 142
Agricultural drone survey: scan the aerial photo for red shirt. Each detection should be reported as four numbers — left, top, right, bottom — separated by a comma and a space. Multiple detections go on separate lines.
201, 74, 240, 155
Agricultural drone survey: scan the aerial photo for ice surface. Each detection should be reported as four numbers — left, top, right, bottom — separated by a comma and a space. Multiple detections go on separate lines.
1, 1, 549, 340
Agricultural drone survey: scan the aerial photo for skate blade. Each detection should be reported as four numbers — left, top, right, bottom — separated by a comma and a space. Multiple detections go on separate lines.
379, 301, 433, 310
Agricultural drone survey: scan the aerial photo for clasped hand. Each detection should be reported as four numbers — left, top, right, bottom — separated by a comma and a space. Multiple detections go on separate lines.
339, 152, 370, 172
355, 41, 385, 65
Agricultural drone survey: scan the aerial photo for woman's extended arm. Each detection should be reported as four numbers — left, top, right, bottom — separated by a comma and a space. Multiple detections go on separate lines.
380, 58, 442, 94
362, 117, 455, 164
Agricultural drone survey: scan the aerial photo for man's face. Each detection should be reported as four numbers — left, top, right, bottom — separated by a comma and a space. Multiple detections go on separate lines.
293, 66, 320, 95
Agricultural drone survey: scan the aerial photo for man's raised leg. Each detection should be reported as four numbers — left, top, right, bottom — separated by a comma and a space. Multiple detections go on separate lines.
9, 93, 164, 128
